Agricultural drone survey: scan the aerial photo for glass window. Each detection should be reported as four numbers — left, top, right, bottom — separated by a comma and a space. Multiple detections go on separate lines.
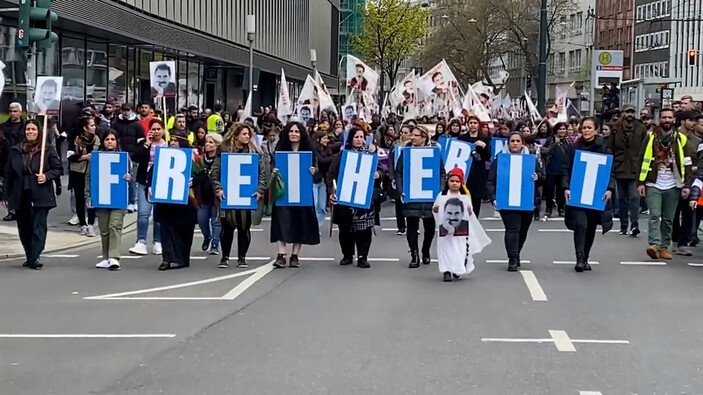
61, 37, 85, 106
178, 58, 188, 110
187, 61, 200, 110
86, 41, 108, 106
108, 44, 128, 106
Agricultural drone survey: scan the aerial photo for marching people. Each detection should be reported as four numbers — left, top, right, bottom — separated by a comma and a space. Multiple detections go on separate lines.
153, 130, 199, 271
129, 118, 166, 256
327, 127, 383, 268
313, 130, 334, 231
563, 118, 615, 272
193, 132, 222, 255
67, 116, 101, 237
86, 131, 132, 271
396, 125, 444, 268
458, 115, 491, 217
541, 122, 572, 220
609, 104, 647, 237
671, 110, 701, 255
638, 108, 694, 260
211, 123, 269, 269
487, 132, 544, 272
1, 102, 26, 222
432, 167, 491, 282
270, 122, 320, 268
113, 103, 145, 213
388, 124, 412, 235
2, 119, 63, 269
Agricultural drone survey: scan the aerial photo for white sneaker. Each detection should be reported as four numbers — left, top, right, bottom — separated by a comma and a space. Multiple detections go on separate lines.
95, 259, 110, 269
80, 225, 88, 235
68, 214, 79, 226
127, 204, 137, 213
108, 258, 121, 271
86, 224, 96, 237
152, 242, 162, 255
129, 241, 148, 255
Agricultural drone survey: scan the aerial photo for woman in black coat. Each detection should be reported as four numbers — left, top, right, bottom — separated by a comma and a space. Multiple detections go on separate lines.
563, 117, 615, 272
1, 119, 63, 269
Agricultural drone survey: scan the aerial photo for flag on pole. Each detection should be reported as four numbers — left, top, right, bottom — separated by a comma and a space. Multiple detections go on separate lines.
277, 69, 292, 123
312, 75, 337, 116
346, 54, 379, 95
555, 82, 574, 123
239, 91, 253, 123
467, 84, 491, 122
314, 70, 330, 96
525, 91, 543, 123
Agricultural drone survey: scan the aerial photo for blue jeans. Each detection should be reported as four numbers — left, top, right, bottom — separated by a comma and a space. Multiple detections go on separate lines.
136, 183, 161, 243
128, 163, 138, 205
312, 182, 327, 229
197, 205, 221, 247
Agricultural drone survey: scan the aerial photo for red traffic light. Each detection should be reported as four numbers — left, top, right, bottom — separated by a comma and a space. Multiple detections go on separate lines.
689, 49, 698, 66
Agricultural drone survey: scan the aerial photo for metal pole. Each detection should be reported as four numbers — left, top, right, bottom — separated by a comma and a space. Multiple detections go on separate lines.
537, 0, 548, 114
248, 39, 253, 98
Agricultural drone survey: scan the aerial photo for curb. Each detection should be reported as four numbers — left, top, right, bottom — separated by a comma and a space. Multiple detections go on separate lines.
0, 218, 138, 261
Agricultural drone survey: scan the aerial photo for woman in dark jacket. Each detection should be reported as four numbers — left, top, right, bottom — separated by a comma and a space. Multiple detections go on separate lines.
458, 115, 492, 217
396, 125, 445, 268
563, 117, 615, 273
313, 130, 334, 230
2, 119, 63, 269
327, 127, 382, 268
67, 116, 101, 236
270, 122, 320, 268
193, 132, 221, 255
541, 122, 572, 219
487, 132, 545, 272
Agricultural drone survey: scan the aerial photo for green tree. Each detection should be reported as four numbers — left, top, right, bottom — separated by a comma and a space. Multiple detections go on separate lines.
352, 0, 429, 101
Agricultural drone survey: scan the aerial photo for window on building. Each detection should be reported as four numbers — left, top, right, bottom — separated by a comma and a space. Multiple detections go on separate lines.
86, 41, 108, 106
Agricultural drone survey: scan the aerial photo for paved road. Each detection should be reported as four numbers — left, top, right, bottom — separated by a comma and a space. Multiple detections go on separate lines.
0, 203, 702, 394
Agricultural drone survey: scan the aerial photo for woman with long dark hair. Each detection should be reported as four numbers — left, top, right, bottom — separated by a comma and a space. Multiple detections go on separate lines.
397, 125, 444, 267
327, 127, 383, 268
211, 123, 269, 269
2, 119, 63, 269
85, 131, 132, 271
313, 130, 334, 231
388, 124, 413, 235
458, 115, 492, 217
68, 116, 101, 237
270, 122, 320, 268
563, 117, 614, 272
193, 132, 222, 255
542, 122, 571, 220
487, 132, 544, 272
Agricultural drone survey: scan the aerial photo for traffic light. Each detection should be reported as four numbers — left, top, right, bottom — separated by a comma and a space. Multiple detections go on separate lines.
17, 0, 58, 49
688, 49, 698, 66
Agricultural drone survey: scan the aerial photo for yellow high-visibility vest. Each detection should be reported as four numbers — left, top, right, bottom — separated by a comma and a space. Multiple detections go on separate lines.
639, 132, 687, 182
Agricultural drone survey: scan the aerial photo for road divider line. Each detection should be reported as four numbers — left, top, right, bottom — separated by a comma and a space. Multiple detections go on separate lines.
485, 229, 505, 232
549, 330, 576, 352
487, 259, 531, 264
43, 254, 80, 258
687, 263, 703, 267
579, 391, 603, 395
0, 334, 176, 338
553, 260, 600, 265
298, 257, 335, 261
519, 270, 548, 302
538, 229, 571, 232
620, 261, 666, 266
368, 258, 400, 262
98, 255, 142, 260
221, 263, 274, 300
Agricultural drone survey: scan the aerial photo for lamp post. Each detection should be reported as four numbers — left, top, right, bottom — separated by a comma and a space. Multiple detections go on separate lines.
246, 14, 256, 97
537, 0, 548, 114
310, 49, 317, 75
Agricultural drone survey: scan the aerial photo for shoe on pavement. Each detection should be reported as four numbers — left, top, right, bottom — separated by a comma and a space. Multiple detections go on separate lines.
396, 229, 406, 236
129, 241, 148, 255
356, 257, 370, 268
108, 259, 121, 271
630, 227, 641, 237
86, 224, 96, 237
443, 272, 452, 282
152, 242, 162, 255
127, 204, 137, 213
676, 246, 692, 256
3, 213, 17, 222
201, 237, 211, 252
209, 247, 219, 256
95, 259, 110, 269
619, 229, 628, 235
339, 256, 353, 266
218, 258, 229, 269
67, 214, 79, 225
237, 259, 248, 269
658, 249, 673, 260
646, 245, 659, 259
79, 225, 88, 235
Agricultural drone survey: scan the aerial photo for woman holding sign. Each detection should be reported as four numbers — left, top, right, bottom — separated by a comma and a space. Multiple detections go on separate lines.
563, 117, 614, 273
458, 115, 492, 217
270, 122, 320, 268
327, 127, 383, 268
487, 132, 544, 272
211, 123, 269, 269
2, 120, 63, 269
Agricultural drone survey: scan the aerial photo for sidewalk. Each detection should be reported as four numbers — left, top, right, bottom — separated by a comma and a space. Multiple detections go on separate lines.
0, 175, 136, 259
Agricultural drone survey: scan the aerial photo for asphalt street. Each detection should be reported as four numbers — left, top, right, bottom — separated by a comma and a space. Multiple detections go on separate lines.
0, 203, 702, 394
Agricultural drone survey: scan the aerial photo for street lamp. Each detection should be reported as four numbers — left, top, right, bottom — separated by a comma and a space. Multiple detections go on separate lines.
246, 14, 256, 96
310, 49, 317, 74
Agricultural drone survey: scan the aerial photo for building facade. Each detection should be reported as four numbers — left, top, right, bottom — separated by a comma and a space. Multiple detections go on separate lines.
670, 0, 703, 100
595, 0, 635, 80
633, 0, 671, 81
0, 0, 339, 121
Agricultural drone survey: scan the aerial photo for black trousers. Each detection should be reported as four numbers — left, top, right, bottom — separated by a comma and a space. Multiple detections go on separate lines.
471, 193, 483, 218
616, 178, 639, 232
672, 198, 693, 247
339, 227, 372, 259
544, 174, 565, 211
69, 171, 95, 226
500, 210, 532, 259
161, 222, 195, 266
16, 203, 49, 263
406, 216, 435, 255
395, 199, 406, 231
571, 208, 600, 259
220, 211, 252, 260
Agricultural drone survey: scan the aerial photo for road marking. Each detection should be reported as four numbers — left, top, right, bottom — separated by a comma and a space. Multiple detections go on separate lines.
485, 229, 505, 232
368, 258, 400, 262
298, 257, 335, 261
486, 259, 531, 264
553, 260, 600, 265
189, 256, 208, 260
538, 229, 571, 233
620, 261, 666, 266
84, 262, 274, 300
221, 264, 274, 300
579, 392, 603, 395
0, 334, 176, 339
549, 330, 576, 352
687, 263, 703, 267
519, 270, 548, 302
43, 254, 80, 258
97, 255, 142, 260
482, 330, 629, 352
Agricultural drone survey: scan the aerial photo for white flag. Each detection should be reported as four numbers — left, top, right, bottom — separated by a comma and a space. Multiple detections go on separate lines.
467, 84, 491, 122
555, 82, 574, 123
277, 69, 292, 123
346, 54, 379, 94
312, 75, 337, 116
524, 91, 543, 122
239, 91, 252, 123
314, 70, 330, 96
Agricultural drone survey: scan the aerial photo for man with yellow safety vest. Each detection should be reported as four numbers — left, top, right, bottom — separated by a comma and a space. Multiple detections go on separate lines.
637, 108, 695, 260
167, 114, 195, 145
206, 103, 225, 135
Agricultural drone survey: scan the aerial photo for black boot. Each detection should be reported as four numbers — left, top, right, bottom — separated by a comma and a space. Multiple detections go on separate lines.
443, 272, 452, 282
583, 256, 592, 271
339, 256, 353, 266
507, 257, 519, 272
409, 250, 420, 268
575, 254, 585, 273
421, 251, 431, 265
357, 257, 370, 268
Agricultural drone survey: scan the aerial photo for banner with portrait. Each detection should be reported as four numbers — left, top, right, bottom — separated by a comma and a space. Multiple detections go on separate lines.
149, 61, 177, 98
